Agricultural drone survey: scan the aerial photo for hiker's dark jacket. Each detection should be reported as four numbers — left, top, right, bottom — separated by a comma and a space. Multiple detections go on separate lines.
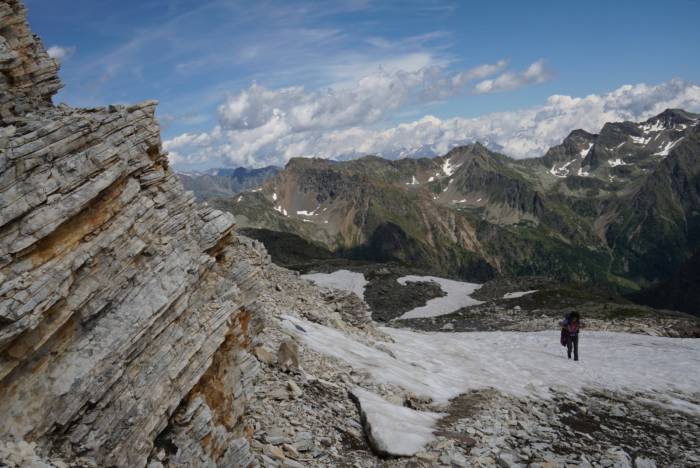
559, 314, 583, 336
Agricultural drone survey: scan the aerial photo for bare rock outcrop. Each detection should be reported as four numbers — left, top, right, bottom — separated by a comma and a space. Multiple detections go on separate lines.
0, 1, 265, 466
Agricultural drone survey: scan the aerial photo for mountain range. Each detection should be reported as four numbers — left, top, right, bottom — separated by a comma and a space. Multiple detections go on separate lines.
180, 109, 700, 313
178, 166, 280, 201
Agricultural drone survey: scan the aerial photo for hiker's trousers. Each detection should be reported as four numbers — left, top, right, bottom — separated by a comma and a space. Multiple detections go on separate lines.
567, 334, 579, 361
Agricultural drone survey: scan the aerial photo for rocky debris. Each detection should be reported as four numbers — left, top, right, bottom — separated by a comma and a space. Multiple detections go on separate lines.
395, 295, 700, 337
0, 438, 72, 467
237, 257, 700, 468
319, 287, 372, 327
363, 270, 447, 322
254, 345, 276, 365
277, 339, 300, 371
417, 388, 700, 468
0, 3, 268, 466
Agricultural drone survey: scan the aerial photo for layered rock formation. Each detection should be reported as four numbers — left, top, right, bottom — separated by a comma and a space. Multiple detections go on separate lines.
0, 1, 264, 465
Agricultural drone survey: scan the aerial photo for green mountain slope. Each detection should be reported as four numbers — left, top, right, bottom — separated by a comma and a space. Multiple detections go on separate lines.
198, 109, 699, 291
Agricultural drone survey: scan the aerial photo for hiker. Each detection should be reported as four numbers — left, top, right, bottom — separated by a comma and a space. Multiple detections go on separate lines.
560, 311, 582, 361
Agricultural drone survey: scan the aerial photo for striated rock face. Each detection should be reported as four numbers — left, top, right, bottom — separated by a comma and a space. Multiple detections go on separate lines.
0, 0, 61, 119
0, 1, 264, 466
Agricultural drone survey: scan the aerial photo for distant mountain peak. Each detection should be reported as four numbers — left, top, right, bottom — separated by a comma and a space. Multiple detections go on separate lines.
647, 108, 698, 125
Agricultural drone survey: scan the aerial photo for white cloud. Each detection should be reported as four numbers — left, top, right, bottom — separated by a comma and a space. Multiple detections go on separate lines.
47, 45, 76, 62
165, 65, 700, 168
473, 59, 552, 94
167, 59, 509, 166
218, 67, 426, 132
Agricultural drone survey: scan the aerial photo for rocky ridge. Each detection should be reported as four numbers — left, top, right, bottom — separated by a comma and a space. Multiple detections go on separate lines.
0, 2, 265, 466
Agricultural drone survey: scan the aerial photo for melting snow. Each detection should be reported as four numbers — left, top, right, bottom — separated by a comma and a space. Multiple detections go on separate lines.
442, 159, 460, 176
282, 316, 700, 412
236, 196, 243, 203
452, 199, 467, 204
251, 188, 262, 192
608, 158, 626, 167
577, 167, 590, 177
654, 139, 682, 156
396, 276, 482, 319
503, 290, 538, 299
301, 270, 368, 300
428, 176, 435, 182
406, 176, 420, 185
580, 142, 594, 157
549, 159, 575, 178
273, 205, 288, 216
350, 387, 444, 456
297, 206, 320, 216
641, 120, 665, 134
630, 135, 651, 145
272, 192, 278, 201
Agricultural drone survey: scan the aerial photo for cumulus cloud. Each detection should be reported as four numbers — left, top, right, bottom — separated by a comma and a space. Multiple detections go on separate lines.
165, 64, 700, 168
473, 59, 552, 94
47, 45, 76, 62
217, 59, 509, 134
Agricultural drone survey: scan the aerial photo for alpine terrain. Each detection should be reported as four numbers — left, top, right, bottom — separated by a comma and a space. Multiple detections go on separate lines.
200, 110, 700, 315
1, 1, 699, 468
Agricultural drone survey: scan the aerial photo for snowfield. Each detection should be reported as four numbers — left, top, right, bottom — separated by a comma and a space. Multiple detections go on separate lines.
503, 290, 538, 299
283, 315, 700, 455
301, 270, 368, 300
396, 275, 483, 319
350, 387, 444, 456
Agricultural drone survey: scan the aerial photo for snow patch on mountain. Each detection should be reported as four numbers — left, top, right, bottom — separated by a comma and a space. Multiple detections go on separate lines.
503, 290, 538, 299
641, 120, 665, 134
654, 138, 682, 156
442, 158, 460, 177
282, 316, 700, 413
550, 159, 575, 177
608, 158, 626, 167
301, 270, 368, 300
396, 276, 482, 319
350, 387, 444, 456
630, 135, 651, 145
580, 142, 594, 157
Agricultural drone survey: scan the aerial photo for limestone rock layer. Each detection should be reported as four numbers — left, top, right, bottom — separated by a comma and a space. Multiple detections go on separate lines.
0, 1, 263, 466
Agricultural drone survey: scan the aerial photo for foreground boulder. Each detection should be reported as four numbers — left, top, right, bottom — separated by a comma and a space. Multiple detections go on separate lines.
0, 1, 264, 465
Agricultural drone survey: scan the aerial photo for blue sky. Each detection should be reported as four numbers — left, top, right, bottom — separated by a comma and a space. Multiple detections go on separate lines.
26, 0, 700, 168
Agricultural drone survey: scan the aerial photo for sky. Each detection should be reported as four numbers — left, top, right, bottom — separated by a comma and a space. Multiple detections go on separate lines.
26, 0, 700, 170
